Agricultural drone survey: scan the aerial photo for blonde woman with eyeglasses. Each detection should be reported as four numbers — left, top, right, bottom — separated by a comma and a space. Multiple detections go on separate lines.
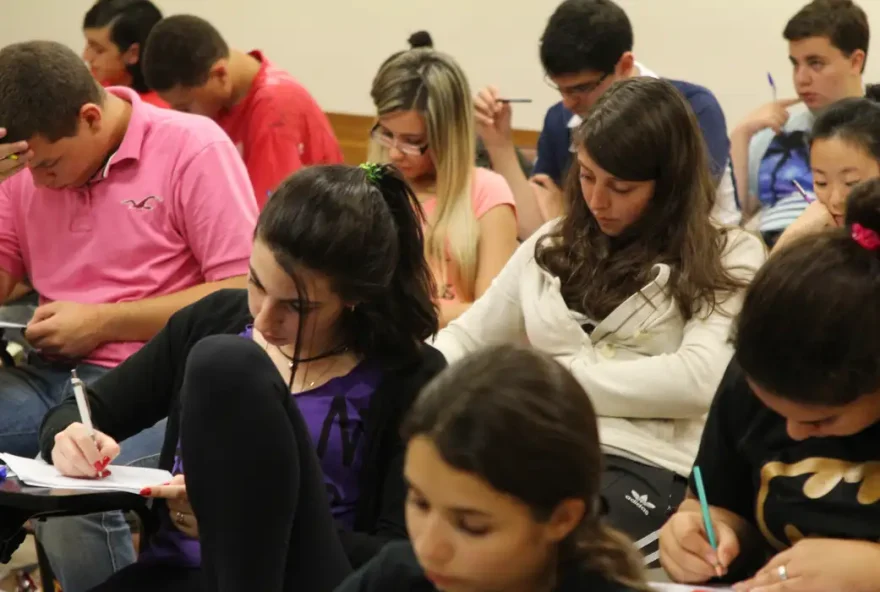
369, 48, 519, 327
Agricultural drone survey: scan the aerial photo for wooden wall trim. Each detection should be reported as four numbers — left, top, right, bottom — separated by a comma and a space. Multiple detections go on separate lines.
327, 111, 540, 166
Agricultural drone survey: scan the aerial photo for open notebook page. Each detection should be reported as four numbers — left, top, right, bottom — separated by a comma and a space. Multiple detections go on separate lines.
0, 453, 172, 494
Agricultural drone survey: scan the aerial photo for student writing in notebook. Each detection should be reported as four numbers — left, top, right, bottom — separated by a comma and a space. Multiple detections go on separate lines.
772, 97, 880, 253
659, 180, 880, 591
142, 15, 344, 208
369, 49, 518, 327
432, 77, 765, 565
39, 164, 445, 591
336, 344, 649, 592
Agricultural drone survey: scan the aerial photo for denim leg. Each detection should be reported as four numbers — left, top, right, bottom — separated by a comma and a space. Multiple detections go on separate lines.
0, 364, 72, 457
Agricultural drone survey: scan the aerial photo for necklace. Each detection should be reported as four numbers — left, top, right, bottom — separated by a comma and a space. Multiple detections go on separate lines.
269, 342, 351, 392
273, 342, 350, 369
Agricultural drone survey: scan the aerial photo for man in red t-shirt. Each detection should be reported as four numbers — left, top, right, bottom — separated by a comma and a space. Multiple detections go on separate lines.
82, 0, 169, 108
142, 15, 344, 208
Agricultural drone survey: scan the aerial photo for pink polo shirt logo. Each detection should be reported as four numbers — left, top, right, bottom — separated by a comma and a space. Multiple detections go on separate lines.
121, 195, 164, 210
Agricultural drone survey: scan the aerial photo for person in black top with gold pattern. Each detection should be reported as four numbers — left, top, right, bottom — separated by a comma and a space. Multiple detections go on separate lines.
659, 178, 880, 592
337, 344, 649, 592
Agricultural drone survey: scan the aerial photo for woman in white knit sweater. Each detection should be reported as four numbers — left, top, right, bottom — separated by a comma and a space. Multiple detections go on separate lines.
433, 77, 766, 564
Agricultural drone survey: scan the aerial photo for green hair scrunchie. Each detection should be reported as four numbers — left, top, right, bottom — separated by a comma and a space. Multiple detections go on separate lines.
359, 162, 383, 184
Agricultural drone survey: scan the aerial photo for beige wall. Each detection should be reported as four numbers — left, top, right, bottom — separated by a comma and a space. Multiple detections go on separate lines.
2, 0, 879, 130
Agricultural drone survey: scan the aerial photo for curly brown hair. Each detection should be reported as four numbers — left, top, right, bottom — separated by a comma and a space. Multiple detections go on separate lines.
536, 77, 751, 321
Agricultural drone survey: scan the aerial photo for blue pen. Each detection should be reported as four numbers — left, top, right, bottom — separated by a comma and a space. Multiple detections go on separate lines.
767, 72, 777, 102
692, 466, 719, 554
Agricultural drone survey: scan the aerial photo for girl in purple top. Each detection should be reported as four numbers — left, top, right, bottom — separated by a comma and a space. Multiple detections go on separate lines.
42, 164, 445, 592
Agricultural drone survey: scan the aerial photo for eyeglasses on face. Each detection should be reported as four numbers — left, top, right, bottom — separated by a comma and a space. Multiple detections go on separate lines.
544, 72, 610, 97
370, 124, 429, 156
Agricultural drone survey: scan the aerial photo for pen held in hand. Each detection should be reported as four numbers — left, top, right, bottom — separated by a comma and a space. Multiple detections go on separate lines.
792, 179, 813, 203
497, 98, 532, 104
767, 72, 777, 102
71, 369, 94, 439
692, 465, 722, 575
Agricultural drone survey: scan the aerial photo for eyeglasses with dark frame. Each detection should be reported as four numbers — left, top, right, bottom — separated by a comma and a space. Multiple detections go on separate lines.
544, 72, 611, 98
369, 123, 430, 157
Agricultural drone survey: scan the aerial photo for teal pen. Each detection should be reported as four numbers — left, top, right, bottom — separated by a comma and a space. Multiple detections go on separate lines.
692, 466, 719, 551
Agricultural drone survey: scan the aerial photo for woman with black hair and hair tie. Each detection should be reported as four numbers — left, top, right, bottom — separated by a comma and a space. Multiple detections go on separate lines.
37, 163, 444, 592
660, 179, 880, 591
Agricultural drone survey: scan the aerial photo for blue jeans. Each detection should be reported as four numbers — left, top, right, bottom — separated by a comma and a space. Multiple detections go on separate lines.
35, 419, 167, 592
0, 356, 109, 457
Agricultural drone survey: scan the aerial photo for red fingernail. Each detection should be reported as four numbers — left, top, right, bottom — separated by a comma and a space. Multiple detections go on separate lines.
140, 487, 151, 496
102, 457, 111, 467
94, 461, 104, 471
100, 470, 111, 478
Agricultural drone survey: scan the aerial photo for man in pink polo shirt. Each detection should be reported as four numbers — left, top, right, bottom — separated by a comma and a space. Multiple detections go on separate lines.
0, 40, 256, 461
141, 15, 344, 209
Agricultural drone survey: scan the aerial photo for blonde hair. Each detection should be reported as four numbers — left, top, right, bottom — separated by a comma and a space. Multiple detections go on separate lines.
369, 48, 479, 300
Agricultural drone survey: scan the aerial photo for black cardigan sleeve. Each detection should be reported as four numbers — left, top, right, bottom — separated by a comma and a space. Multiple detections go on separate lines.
339, 346, 446, 568
337, 450, 407, 567
39, 319, 181, 464
38, 289, 251, 464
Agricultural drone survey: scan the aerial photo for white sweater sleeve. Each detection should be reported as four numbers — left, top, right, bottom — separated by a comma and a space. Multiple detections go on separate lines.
431, 221, 554, 363
564, 230, 767, 420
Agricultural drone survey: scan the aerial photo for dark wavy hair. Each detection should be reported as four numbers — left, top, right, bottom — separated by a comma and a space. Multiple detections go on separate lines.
535, 77, 751, 321
255, 164, 438, 368
735, 178, 880, 405
402, 344, 649, 591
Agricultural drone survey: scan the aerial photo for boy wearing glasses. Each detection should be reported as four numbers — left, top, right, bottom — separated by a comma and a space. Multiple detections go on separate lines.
142, 15, 343, 208
475, 0, 733, 238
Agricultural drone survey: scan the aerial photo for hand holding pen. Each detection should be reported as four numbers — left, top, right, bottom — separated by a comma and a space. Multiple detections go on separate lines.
50, 370, 119, 479
659, 467, 742, 584
473, 85, 517, 147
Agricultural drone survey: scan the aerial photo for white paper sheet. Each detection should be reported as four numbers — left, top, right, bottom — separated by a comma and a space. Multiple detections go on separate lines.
0, 453, 172, 494
650, 583, 735, 592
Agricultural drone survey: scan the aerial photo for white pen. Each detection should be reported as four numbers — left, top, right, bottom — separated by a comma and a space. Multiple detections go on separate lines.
71, 369, 95, 439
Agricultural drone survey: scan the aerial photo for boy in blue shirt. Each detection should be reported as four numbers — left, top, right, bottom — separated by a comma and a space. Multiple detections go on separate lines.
476, 0, 734, 238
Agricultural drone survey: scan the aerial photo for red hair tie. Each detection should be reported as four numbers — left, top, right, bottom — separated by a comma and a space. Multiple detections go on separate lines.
852, 223, 880, 251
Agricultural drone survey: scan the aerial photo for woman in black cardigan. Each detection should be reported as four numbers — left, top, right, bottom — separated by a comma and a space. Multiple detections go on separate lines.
38, 164, 444, 592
